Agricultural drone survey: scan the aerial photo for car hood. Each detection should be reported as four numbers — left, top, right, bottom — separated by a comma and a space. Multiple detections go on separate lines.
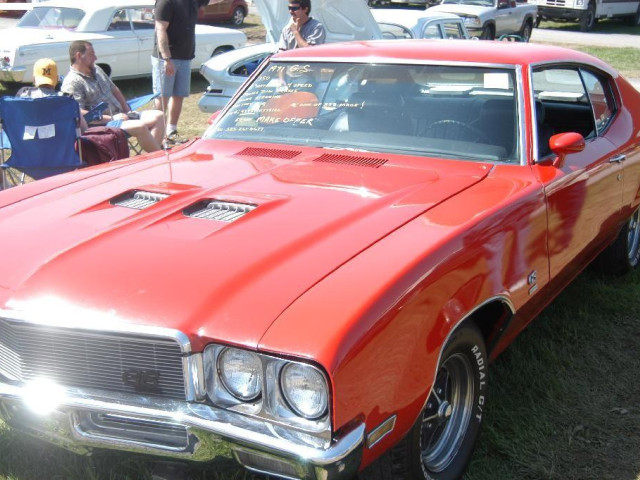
254, 0, 382, 44
0, 140, 491, 351
428, 4, 487, 17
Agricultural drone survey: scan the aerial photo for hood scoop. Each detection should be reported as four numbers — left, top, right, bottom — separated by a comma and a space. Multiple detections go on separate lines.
184, 200, 256, 223
235, 147, 301, 159
313, 153, 388, 168
111, 190, 170, 210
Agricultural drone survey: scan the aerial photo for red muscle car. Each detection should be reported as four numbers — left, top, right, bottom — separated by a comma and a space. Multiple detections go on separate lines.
0, 40, 639, 480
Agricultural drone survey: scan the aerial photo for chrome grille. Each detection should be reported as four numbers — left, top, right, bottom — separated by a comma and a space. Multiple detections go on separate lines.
111, 190, 169, 210
184, 200, 256, 222
0, 318, 186, 400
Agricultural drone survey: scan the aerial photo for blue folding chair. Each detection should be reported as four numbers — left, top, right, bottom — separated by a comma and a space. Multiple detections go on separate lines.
0, 95, 85, 188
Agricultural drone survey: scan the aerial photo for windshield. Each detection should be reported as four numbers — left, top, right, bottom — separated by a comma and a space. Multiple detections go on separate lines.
207, 61, 520, 163
18, 7, 85, 30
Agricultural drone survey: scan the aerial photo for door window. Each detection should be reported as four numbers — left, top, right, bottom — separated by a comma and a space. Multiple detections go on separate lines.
580, 69, 615, 135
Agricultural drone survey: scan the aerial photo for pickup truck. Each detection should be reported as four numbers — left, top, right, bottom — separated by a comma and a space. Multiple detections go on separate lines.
530, 0, 640, 31
428, 0, 538, 40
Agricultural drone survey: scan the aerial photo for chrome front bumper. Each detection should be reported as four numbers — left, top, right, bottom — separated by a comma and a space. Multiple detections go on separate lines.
0, 381, 364, 480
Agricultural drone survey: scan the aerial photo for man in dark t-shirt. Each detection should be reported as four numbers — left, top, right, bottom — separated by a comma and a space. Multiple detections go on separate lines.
152, 0, 207, 146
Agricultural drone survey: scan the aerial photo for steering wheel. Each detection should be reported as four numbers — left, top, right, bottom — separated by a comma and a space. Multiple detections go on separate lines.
419, 119, 485, 143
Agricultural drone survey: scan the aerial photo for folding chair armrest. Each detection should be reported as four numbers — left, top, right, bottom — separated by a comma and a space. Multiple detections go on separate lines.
84, 102, 108, 123
127, 93, 159, 112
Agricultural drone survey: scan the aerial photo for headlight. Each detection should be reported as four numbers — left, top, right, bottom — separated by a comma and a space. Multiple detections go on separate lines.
280, 363, 328, 419
217, 347, 262, 401
464, 17, 482, 27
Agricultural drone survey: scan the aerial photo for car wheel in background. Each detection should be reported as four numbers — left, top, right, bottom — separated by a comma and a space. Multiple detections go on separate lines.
230, 6, 245, 26
480, 24, 495, 40
520, 20, 533, 42
211, 45, 234, 57
579, 3, 596, 31
360, 324, 487, 480
627, 3, 640, 25
593, 207, 640, 275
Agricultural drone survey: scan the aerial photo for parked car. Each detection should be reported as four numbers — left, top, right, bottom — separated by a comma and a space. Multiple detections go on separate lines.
198, 0, 248, 26
1, 39, 639, 480
198, 0, 382, 113
198, 7, 470, 114
429, 0, 537, 40
371, 8, 471, 39
0, 0, 246, 84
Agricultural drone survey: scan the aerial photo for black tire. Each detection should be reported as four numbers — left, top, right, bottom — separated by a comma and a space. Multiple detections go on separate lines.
360, 324, 487, 480
534, 15, 542, 27
211, 46, 234, 57
627, 3, 640, 26
593, 207, 640, 275
230, 6, 245, 26
480, 24, 495, 40
579, 3, 596, 31
520, 20, 533, 42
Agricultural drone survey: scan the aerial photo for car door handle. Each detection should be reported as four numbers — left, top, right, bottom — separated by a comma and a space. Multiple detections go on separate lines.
609, 154, 626, 163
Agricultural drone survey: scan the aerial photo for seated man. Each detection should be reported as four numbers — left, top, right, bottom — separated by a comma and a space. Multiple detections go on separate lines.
17, 58, 88, 131
61, 40, 164, 153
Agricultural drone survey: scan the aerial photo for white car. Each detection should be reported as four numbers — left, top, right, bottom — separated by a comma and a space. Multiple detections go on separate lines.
198, 0, 382, 113
0, 0, 246, 84
371, 8, 471, 39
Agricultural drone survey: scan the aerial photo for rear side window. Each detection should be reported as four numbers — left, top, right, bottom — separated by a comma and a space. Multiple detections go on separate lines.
443, 23, 464, 39
581, 69, 615, 135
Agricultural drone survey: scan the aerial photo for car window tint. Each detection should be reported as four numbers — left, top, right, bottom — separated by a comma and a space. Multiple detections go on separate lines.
423, 24, 442, 39
130, 7, 155, 30
580, 69, 615, 135
532, 67, 597, 141
18, 7, 85, 29
108, 9, 130, 31
377, 23, 413, 39
443, 23, 464, 38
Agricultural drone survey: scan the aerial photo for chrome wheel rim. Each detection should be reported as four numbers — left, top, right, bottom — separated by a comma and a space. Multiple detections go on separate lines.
420, 353, 474, 473
232, 8, 244, 25
627, 208, 640, 264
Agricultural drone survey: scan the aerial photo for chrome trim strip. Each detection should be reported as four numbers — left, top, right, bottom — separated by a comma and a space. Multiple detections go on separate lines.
0, 382, 364, 480
515, 65, 527, 166
0, 308, 192, 353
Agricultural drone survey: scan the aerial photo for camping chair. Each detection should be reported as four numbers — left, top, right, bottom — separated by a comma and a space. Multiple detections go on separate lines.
0, 95, 85, 189
83, 93, 159, 155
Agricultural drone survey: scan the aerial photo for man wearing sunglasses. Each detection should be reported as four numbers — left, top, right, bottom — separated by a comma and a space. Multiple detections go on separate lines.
278, 0, 326, 50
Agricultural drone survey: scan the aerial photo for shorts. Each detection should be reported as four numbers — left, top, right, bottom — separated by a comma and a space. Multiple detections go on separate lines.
151, 56, 191, 98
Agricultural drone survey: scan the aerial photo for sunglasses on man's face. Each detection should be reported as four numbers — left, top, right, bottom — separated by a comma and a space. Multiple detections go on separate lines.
288, 5, 301, 11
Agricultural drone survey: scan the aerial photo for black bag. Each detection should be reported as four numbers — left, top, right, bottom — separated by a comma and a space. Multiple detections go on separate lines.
79, 126, 129, 165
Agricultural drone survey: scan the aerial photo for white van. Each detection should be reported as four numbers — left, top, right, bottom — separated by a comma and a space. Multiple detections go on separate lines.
530, 0, 640, 31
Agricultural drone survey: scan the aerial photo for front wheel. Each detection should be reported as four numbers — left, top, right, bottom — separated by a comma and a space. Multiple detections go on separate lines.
361, 324, 487, 480
480, 24, 495, 40
579, 3, 596, 31
520, 20, 533, 42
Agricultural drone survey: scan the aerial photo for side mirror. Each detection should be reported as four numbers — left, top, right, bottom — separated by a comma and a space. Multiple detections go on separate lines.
549, 132, 585, 168
207, 110, 221, 125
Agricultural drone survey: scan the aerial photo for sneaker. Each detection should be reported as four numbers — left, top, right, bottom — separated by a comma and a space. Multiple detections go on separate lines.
165, 131, 189, 146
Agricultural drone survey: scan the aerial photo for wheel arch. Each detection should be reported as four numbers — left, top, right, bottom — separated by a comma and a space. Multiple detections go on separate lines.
97, 63, 111, 77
